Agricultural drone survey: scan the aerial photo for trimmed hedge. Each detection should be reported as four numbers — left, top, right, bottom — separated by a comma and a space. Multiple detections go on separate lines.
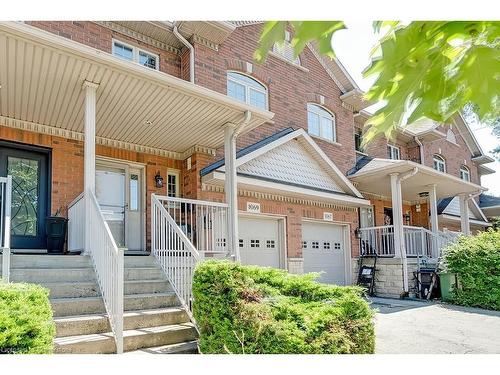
192, 260, 374, 354
442, 229, 500, 311
0, 282, 55, 354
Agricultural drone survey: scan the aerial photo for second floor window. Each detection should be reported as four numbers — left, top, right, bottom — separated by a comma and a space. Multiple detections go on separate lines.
355, 129, 364, 153
272, 31, 301, 65
227, 72, 268, 110
307, 104, 336, 142
387, 144, 400, 160
460, 165, 470, 181
112, 40, 159, 70
433, 155, 446, 173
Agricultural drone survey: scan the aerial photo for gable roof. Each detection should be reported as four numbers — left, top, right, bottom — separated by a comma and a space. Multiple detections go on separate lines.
438, 196, 489, 223
201, 128, 369, 207
479, 193, 500, 208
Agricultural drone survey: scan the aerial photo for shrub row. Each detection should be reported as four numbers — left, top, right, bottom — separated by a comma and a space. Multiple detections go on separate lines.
193, 260, 374, 354
442, 229, 500, 311
0, 282, 55, 354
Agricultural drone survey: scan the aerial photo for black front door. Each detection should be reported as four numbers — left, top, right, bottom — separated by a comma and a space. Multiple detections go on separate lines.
0, 143, 50, 249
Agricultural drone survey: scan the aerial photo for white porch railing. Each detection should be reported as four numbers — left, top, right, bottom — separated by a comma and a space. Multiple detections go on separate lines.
360, 225, 459, 258
1, 176, 12, 282
67, 192, 85, 252
88, 191, 124, 354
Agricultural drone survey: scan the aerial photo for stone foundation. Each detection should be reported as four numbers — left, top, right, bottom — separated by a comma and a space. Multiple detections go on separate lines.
287, 257, 304, 274
353, 257, 423, 298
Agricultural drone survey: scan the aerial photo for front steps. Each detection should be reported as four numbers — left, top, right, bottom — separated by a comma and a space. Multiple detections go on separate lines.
8, 254, 198, 354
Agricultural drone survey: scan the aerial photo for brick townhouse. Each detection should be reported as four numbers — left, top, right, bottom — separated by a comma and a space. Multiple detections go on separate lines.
0, 21, 496, 353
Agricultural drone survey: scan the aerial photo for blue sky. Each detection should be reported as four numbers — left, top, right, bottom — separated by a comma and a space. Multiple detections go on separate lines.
332, 20, 500, 196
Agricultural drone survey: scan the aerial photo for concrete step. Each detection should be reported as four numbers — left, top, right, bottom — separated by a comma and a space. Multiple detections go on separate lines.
125, 280, 172, 295
124, 292, 179, 311
124, 256, 157, 268
55, 307, 189, 337
51, 296, 105, 317
126, 340, 198, 354
10, 255, 93, 269
42, 281, 101, 298
54, 323, 197, 354
10, 268, 96, 283
124, 267, 164, 281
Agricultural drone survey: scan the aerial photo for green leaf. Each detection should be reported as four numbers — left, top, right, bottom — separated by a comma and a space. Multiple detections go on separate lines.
253, 21, 287, 63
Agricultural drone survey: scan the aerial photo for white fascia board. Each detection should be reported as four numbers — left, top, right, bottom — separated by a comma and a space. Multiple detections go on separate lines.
219, 128, 365, 198
206, 171, 371, 207
440, 214, 492, 227
470, 198, 489, 222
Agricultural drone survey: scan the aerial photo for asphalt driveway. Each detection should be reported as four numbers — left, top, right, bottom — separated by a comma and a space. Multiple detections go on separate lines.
370, 297, 500, 354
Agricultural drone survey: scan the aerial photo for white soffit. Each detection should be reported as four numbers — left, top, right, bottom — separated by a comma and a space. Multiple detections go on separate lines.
0, 22, 273, 154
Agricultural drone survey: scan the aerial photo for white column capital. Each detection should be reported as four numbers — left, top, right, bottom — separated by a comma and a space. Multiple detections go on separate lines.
82, 80, 99, 90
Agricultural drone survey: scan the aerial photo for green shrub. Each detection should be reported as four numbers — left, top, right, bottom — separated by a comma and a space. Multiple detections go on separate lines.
0, 282, 56, 353
442, 229, 500, 311
192, 260, 374, 354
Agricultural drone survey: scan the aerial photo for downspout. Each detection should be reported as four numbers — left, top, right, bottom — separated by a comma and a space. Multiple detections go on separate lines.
173, 22, 195, 83
414, 136, 424, 164
398, 167, 419, 294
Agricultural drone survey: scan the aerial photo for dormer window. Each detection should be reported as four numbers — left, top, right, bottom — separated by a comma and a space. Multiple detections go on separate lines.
460, 165, 470, 181
433, 155, 446, 173
112, 39, 159, 70
272, 31, 300, 65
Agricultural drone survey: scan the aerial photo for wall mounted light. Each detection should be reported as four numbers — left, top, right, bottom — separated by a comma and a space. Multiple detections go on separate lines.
416, 204, 421, 213
354, 228, 362, 239
154, 171, 164, 188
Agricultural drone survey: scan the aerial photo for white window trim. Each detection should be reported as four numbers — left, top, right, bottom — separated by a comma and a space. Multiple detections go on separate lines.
112, 38, 159, 71
167, 169, 181, 197
433, 155, 446, 173
387, 144, 401, 160
227, 71, 269, 110
307, 103, 337, 143
460, 165, 470, 181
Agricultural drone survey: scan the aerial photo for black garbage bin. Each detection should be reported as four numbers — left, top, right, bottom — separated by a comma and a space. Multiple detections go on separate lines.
46, 216, 68, 254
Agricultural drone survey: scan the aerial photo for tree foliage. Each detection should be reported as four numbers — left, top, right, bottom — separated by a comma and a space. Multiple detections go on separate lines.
256, 21, 500, 143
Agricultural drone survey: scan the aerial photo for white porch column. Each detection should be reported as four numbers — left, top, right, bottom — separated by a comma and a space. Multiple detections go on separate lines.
83, 81, 98, 255
224, 124, 239, 261
428, 184, 439, 234
390, 173, 408, 292
459, 194, 471, 236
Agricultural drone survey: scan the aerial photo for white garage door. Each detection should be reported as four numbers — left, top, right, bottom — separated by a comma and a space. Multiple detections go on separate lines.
302, 221, 346, 285
238, 216, 281, 268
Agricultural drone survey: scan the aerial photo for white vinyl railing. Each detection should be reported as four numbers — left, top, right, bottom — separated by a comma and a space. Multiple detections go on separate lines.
156, 195, 229, 259
151, 194, 228, 320
359, 225, 459, 258
88, 191, 124, 353
1, 176, 12, 282
67, 192, 85, 252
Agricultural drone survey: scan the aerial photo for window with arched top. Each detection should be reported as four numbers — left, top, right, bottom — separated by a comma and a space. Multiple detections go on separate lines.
446, 129, 457, 144
460, 165, 470, 181
227, 71, 268, 110
272, 31, 300, 65
433, 155, 446, 173
307, 103, 336, 142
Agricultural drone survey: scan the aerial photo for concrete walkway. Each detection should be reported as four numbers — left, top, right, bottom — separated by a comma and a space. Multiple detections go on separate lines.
370, 297, 500, 354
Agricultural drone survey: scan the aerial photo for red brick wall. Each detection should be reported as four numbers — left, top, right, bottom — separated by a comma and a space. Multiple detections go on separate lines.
193, 24, 357, 175
0, 125, 183, 249
27, 21, 181, 78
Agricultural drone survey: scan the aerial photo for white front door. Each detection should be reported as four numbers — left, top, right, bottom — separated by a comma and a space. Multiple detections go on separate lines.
238, 215, 282, 268
302, 221, 346, 285
95, 161, 144, 251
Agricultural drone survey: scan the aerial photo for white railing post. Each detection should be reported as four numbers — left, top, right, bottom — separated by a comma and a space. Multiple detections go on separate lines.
1, 176, 12, 282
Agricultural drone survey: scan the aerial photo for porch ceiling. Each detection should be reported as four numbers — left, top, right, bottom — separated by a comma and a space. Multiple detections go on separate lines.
0, 22, 273, 155
349, 159, 487, 202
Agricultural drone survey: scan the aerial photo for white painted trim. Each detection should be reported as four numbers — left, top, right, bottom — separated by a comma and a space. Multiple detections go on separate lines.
218, 128, 364, 199
301, 218, 352, 286
307, 103, 337, 143
387, 144, 401, 160
112, 38, 160, 71
239, 212, 287, 270
166, 169, 181, 198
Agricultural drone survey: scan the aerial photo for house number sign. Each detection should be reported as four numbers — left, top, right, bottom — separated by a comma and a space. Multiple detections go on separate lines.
247, 202, 261, 213
323, 212, 333, 221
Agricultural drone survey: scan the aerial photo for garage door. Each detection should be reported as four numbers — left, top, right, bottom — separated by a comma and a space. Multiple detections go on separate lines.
302, 221, 346, 285
238, 216, 281, 268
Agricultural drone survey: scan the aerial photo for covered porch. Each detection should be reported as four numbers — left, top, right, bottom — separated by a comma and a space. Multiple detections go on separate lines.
349, 158, 487, 259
